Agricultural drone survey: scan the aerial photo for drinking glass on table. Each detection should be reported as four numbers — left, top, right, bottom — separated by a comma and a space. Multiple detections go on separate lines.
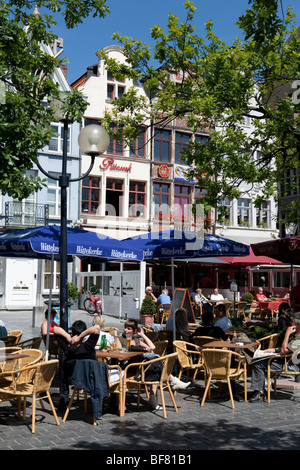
126, 335, 131, 350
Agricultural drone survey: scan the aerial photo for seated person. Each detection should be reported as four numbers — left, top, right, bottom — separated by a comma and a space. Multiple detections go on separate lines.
255, 287, 267, 302
214, 303, 232, 332
0, 319, 7, 338
115, 318, 189, 410
210, 288, 224, 303
54, 320, 102, 409
194, 288, 212, 313
190, 311, 229, 342
90, 314, 115, 347
41, 308, 58, 337
277, 302, 293, 330
250, 311, 300, 402
157, 289, 171, 305
145, 286, 157, 303
165, 307, 189, 335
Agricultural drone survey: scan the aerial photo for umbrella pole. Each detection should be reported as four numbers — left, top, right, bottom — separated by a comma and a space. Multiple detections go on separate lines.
171, 257, 176, 348
45, 255, 54, 361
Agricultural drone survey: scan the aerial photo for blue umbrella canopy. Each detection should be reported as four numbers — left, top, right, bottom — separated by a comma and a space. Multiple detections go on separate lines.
0, 225, 143, 261
122, 230, 249, 260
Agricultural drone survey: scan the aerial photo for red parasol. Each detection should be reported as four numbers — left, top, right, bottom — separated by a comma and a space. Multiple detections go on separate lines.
251, 236, 300, 264
218, 247, 283, 266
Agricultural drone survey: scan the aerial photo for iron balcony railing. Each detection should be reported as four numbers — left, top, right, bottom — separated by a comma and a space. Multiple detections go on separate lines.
5, 202, 49, 227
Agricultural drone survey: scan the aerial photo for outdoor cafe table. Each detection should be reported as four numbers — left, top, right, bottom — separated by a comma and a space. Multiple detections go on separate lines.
258, 300, 284, 319
96, 350, 145, 362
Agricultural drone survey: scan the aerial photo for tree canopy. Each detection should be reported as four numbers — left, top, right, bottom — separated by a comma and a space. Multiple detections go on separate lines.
0, 0, 109, 199
99, 0, 300, 226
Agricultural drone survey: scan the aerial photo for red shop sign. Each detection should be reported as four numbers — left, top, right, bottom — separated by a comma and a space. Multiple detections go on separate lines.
158, 165, 170, 178
100, 157, 132, 173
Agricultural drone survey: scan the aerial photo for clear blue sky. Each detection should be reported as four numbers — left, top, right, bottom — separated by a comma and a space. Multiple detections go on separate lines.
51, 0, 300, 84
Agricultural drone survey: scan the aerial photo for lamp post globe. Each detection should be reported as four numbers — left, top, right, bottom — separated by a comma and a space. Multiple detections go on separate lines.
78, 124, 110, 155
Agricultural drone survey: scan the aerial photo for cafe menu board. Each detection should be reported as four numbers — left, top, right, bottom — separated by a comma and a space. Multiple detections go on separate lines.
169, 288, 196, 323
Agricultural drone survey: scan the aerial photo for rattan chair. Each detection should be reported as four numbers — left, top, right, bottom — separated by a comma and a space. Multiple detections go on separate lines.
156, 303, 171, 324
0, 348, 44, 386
42, 334, 60, 359
108, 364, 124, 416
0, 335, 20, 346
173, 340, 205, 393
266, 353, 300, 403
0, 359, 60, 433
256, 334, 280, 350
192, 336, 220, 350
7, 330, 23, 344
236, 302, 247, 319
103, 327, 119, 336
18, 337, 42, 350
152, 340, 169, 357
122, 352, 178, 419
192, 302, 202, 319
201, 348, 248, 409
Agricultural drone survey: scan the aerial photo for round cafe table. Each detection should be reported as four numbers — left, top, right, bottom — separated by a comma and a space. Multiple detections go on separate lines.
96, 350, 144, 362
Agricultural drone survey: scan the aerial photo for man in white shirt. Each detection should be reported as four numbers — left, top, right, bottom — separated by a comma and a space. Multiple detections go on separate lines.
210, 288, 224, 302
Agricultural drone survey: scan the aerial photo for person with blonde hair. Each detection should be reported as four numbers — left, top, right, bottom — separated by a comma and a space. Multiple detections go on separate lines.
92, 315, 114, 347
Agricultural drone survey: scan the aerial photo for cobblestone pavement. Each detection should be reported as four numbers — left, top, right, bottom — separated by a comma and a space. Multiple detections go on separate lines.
0, 310, 299, 452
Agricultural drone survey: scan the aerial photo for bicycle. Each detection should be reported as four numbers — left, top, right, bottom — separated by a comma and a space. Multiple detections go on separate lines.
83, 291, 102, 315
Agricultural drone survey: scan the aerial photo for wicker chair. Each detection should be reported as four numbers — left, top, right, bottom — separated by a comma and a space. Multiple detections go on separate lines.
121, 353, 178, 419
0, 348, 44, 386
0, 335, 20, 346
256, 334, 280, 350
173, 340, 205, 393
7, 330, 23, 344
267, 353, 300, 403
42, 334, 60, 359
192, 336, 220, 350
108, 364, 124, 416
18, 337, 42, 350
156, 303, 171, 324
152, 340, 169, 357
0, 359, 60, 433
236, 302, 247, 319
201, 348, 248, 409
103, 327, 119, 336
192, 302, 202, 319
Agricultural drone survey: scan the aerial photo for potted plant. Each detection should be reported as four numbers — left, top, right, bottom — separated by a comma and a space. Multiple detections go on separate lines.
241, 292, 254, 317
68, 282, 80, 309
140, 295, 156, 325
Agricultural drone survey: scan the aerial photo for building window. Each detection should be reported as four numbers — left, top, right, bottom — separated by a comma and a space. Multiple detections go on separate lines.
47, 173, 61, 217
81, 176, 101, 214
129, 181, 146, 217
107, 71, 125, 101
256, 201, 270, 228
237, 198, 251, 227
44, 259, 60, 292
252, 271, 269, 288
219, 198, 232, 226
153, 183, 170, 218
107, 123, 124, 155
174, 184, 191, 221
175, 132, 190, 164
154, 129, 171, 162
48, 122, 71, 153
106, 178, 123, 217
129, 128, 146, 158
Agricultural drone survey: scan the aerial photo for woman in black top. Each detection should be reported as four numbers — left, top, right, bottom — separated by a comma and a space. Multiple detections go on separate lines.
277, 302, 293, 330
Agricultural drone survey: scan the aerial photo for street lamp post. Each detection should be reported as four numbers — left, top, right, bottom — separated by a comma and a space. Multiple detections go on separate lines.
37, 117, 110, 331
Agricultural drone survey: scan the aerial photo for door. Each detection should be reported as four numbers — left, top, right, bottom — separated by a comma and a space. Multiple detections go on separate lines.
5, 258, 38, 309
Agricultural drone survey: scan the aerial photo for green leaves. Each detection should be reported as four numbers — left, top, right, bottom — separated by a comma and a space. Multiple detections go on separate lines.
0, 0, 108, 198
101, 0, 300, 224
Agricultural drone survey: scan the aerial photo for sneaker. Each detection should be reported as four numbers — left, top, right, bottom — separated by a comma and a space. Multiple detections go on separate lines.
171, 377, 191, 391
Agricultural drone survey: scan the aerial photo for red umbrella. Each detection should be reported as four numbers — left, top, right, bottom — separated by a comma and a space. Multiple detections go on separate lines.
251, 236, 300, 264
218, 247, 283, 266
